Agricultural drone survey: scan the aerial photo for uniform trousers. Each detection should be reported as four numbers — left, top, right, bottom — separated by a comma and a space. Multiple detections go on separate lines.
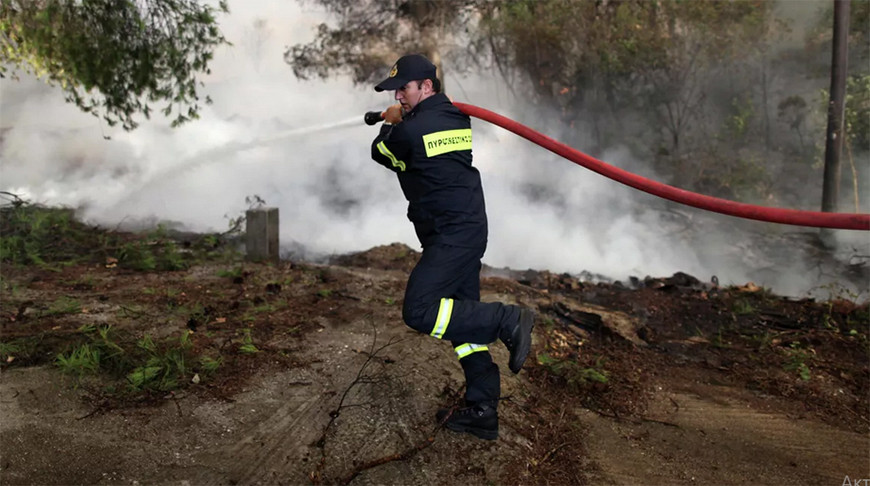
402, 243, 521, 407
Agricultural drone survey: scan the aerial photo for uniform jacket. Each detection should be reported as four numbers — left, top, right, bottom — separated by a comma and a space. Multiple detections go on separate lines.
371, 93, 488, 249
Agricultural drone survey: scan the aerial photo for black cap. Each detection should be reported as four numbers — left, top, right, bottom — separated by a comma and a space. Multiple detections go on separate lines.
374, 54, 437, 92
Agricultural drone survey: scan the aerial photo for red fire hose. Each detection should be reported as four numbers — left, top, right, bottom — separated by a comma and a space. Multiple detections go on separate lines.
453, 102, 870, 231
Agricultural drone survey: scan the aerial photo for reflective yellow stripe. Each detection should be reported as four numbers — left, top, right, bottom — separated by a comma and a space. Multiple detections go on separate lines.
422, 129, 472, 157
377, 141, 406, 171
454, 343, 488, 360
430, 298, 453, 339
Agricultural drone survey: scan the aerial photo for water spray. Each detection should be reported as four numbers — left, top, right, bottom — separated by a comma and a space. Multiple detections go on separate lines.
116, 115, 363, 209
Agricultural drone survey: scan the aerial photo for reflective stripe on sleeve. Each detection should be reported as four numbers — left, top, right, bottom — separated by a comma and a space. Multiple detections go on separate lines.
430, 298, 454, 339
454, 343, 488, 360
422, 129, 472, 157
376, 141, 406, 171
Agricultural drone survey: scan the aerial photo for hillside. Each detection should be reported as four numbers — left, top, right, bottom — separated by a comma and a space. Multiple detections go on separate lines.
0, 206, 868, 485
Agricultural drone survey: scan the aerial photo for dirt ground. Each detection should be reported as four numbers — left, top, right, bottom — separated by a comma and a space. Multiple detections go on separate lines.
1, 242, 868, 485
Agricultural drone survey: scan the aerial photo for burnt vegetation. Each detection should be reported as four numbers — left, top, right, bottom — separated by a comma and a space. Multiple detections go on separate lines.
1, 201, 867, 483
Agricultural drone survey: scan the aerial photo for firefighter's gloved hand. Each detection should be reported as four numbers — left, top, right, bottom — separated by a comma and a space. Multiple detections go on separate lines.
382, 104, 403, 125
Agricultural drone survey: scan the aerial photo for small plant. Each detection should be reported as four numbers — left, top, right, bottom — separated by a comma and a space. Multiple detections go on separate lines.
749, 330, 774, 351
1, 201, 213, 270
164, 287, 182, 299
55, 325, 210, 395
712, 326, 730, 349
0, 278, 21, 297
0, 341, 22, 359
239, 329, 259, 354
538, 353, 608, 388
732, 298, 755, 316
118, 240, 156, 271
541, 316, 555, 330
56, 343, 102, 378
126, 331, 193, 392
116, 226, 189, 272
0, 204, 79, 267
783, 341, 812, 381
63, 275, 95, 290
158, 240, 187, 271
384, 297, 395, 305
317, 289, 332, 298
199, 355, 222, 374
217, 266, 244, 279
0, 339, 35, 364
42, 296, 82, 317
57, 326, 127, 377
252, 303, 276, 314
118, 304, 148, 318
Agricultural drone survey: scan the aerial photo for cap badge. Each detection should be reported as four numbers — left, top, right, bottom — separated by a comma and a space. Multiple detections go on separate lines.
389, 64, 398, 77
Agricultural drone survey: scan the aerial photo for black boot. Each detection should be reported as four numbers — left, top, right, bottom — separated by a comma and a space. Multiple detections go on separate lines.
435, 403, 498, 440
500, 308, 535, 374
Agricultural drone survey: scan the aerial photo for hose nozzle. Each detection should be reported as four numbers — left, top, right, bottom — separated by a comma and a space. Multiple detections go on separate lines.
364, 111, 384, 126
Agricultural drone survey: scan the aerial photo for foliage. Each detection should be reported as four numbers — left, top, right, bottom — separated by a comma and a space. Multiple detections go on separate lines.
806, 0, 870, 78
285, 0, 478, 85
56, 342, 103, 378
732, 298, 756, 316
0, 197, 236, 271
0, 0, 229, 130
816, 74, 869, 210
126, 331, 193, 392
238, 328, 259, 354
817, 74, 870, 152
55, 325, 217, 394
117, 226, 188, 272
843, 74, 870, 151
288, 0, 788, 200
217, 266, 244, 279
42, 296, 83, 317
0, 200, 85, 266
777, 95, 810, 153
783, 341, 812, 381
537, 352, 609, 389
0, 337, 41, 365
56, 325, 123, 378
692, 150, 772, 203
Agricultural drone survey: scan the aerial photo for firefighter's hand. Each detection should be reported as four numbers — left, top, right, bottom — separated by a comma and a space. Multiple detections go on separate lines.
382, 104, 403, 124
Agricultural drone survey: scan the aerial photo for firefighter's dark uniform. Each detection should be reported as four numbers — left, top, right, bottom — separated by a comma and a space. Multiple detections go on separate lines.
371, 92, 521, 409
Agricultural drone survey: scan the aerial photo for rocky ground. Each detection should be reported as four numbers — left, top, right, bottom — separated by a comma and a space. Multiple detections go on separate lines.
0, 213, 868, 485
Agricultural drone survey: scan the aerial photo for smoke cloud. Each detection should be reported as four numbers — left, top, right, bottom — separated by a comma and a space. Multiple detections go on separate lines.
1, 0, 866, 300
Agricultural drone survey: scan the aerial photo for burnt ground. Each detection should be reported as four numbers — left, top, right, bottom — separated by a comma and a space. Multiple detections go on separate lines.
1, 240, 869, 485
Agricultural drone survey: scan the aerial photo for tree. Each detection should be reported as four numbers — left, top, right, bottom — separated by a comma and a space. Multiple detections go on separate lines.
820, 0, 850, 219
476, 1, 775, 148
285, 0, 832, 205
285, 0, 480, 87
0, 0, 229, 131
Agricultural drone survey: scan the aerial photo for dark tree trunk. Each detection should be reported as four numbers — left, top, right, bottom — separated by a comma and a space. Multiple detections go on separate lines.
820, 0, 850, 246
821, 0, 850, 215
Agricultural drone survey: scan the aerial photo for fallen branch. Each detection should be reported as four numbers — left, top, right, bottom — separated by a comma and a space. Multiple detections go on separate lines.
76, 399, 110, 420
309, 316, 405, 483
539, 441, 575, 465
590, 407, 681, 428
338, 433, 438, 485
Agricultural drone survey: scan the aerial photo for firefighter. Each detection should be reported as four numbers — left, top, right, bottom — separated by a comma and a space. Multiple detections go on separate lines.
369, 53, 535, 440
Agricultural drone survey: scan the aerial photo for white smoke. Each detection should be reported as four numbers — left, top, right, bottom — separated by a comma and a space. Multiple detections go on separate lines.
0, 0, 866, 300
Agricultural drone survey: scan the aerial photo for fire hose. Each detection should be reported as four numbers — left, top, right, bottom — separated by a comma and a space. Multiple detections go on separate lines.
365, 104, 870, 231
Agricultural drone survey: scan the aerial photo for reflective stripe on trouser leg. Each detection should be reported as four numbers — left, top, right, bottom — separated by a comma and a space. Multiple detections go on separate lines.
430, 298, 454, 339
454, 343, 489, 360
